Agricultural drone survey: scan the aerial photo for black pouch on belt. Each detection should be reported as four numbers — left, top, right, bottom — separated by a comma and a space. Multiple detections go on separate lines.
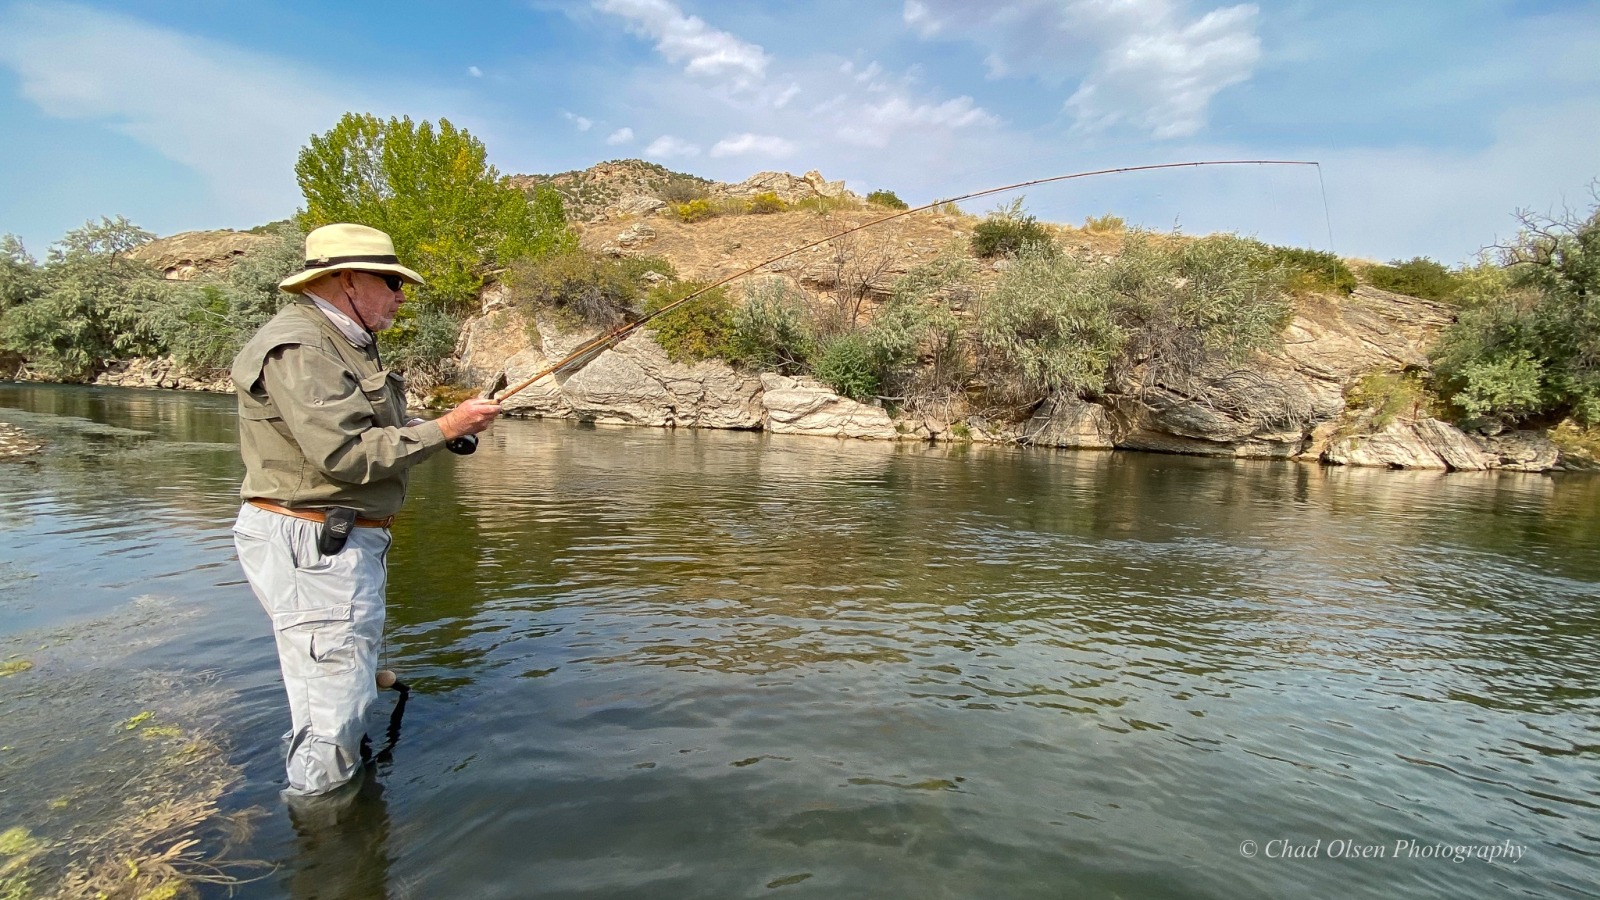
318, 507, 359, 556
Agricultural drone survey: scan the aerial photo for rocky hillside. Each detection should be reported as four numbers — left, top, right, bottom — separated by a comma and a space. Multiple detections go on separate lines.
510, 158, 856, 225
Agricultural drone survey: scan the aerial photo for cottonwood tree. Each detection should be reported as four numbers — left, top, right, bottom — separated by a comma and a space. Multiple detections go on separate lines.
296, 113, 573, 314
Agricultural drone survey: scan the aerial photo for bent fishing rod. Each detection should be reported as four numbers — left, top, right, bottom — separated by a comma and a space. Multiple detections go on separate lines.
492, 158, 1322, 404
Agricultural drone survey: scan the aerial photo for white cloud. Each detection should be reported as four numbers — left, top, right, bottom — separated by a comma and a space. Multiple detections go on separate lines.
468, 65, 483, 77
0, 3, 358, 224
902, 0, 1260, 139
645, 134, 701, 158
606, 127, 635, 145
594, 0, 769, 87
836, 95, 996, 148
564, 111, 594, 131
903, 0, 940, 37
709, 133, 796, 158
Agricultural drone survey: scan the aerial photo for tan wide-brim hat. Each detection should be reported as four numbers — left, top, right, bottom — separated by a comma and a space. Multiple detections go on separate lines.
278, 223, 425, 293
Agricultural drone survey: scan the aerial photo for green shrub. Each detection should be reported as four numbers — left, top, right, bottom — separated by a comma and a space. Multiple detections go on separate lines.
1431, 200, 1600, 425
866, 190, 909, 210
0, 217, 167, 380
1347, 372, 1431, 428
1367, 256, 1462, 301
1083, 213, 1125, 233
730, 277, 814, 373
378, 306, 461, 384
868, 259, 970, 399
978, 248, 1123, 394
814, 331, 879, 400
618, 255, 676, 282
747, 192, 787, 214
508, 250, 645, 326
1256, 244, 1356, 295
670, 199, 716, 223
642, 281, 735, 362
977, 234, 1290, 397
971, 198, 1056, 259
659, 179, 708, 204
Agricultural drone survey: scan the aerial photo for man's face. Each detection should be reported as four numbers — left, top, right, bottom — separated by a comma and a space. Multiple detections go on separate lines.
348, 271, 405, 331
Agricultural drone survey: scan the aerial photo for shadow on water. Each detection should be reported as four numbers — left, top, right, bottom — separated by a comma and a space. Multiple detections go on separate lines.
3, 384, 1599, 899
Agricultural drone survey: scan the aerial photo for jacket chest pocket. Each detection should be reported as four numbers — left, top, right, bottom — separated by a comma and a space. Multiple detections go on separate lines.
358, 369, 405, 428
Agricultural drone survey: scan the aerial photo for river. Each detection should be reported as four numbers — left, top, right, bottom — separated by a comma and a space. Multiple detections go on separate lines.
0, 384, 1596, 899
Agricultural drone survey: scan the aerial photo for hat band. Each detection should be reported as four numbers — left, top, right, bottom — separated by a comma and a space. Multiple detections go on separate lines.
303, 254, 400, 270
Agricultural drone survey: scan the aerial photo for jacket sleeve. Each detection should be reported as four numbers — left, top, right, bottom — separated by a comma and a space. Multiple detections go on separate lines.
261, 343, 448, 484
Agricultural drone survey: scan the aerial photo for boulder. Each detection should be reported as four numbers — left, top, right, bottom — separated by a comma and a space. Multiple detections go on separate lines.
1478, 430, 1560, 472
759, 374, 898, 439
560, 332, 763, 429
1022, 395, 1115, 449
1416, 418, 1493, 471
1323, 420, 1449, 469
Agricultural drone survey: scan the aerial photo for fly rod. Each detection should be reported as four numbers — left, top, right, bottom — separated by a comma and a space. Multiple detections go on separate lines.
493, 158, 1322, 403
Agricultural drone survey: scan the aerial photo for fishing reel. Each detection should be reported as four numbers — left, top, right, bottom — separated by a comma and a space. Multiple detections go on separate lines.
446, 434, 477, 455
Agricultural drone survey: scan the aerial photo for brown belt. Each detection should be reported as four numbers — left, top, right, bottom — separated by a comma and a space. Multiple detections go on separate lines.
247, 499, 394, 528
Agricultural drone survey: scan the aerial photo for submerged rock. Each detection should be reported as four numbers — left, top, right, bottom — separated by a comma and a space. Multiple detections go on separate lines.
0, 422, 44, 460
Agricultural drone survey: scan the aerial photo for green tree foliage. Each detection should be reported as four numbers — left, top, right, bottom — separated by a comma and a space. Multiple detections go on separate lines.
150, 225, 304, 371
1432, 200, 1600, 424
643, 281, 736, 362
866, 190, 909, 210
1366, 256, 1462, 301
978, 234, 1291, 397
0, 218, 166, 380
729, 277, 814, 374
296, 113, 573, 313
971, 198, 1056, 259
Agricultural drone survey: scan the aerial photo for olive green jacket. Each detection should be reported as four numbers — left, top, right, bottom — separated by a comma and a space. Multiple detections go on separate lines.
231, 299, 447, 518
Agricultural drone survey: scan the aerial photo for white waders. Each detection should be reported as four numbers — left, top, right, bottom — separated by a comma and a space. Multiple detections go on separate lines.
233, 503, 390, 797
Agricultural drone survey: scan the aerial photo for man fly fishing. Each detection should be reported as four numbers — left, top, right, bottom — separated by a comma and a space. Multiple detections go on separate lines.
231, 223, 500, 800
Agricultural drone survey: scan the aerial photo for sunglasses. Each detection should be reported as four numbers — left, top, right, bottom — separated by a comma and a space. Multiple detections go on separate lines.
367, 272, 406, 292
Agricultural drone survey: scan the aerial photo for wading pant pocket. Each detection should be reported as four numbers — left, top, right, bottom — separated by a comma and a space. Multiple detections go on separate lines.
272, 604, 356, 678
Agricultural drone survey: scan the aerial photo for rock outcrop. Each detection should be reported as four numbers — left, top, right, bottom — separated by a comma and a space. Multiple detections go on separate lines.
131, 230, 274, 281
93, 358, 231, 393
1322, 417, 1560, 472
470, 311, 762, 428
1022, 395, 1116, 449
758, 374, 898, 439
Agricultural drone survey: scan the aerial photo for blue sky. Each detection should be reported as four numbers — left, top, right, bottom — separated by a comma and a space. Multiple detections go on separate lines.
1, 0, 1597, 264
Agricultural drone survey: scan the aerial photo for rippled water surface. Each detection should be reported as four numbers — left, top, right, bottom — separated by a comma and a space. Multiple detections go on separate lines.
2, 384, 1598, 899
